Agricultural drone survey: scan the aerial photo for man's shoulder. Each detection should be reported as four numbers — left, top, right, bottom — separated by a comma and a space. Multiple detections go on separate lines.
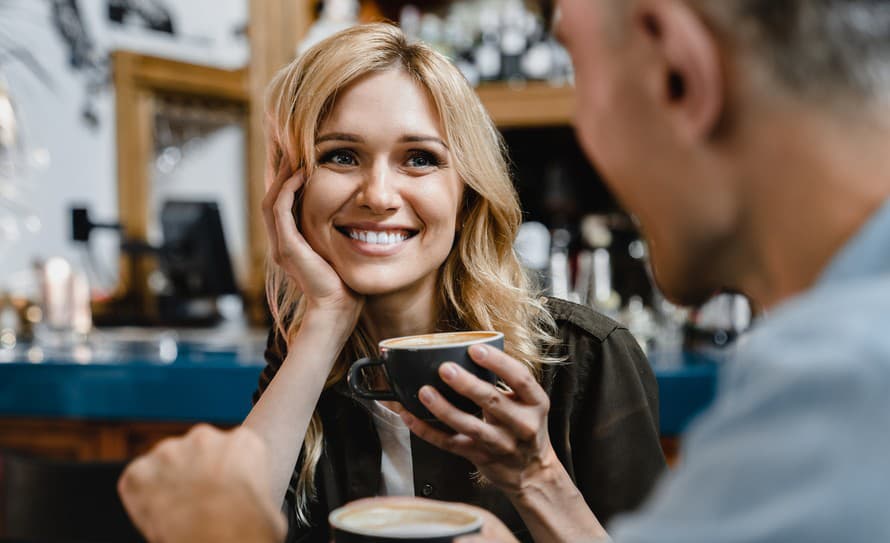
740, 275, 890, 376
699, 276, 890, 442
609, 277, 890, 543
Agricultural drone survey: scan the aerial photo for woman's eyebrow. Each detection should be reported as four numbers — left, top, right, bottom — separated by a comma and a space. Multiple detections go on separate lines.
399, 135, 449, 150
316, 132, 448, 150
316, 132, 364, 144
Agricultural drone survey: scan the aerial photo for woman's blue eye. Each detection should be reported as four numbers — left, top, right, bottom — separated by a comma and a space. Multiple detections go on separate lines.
321, 150, 357, 166
407, 152, 439, 168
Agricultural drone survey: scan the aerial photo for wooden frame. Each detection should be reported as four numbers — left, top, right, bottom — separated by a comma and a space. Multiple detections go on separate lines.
111, 0, 314, 324
112, 51, 251, 317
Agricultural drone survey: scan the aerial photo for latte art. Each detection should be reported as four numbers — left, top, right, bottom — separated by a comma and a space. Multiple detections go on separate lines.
331, 501, 481, 538
382, 331, 500, 349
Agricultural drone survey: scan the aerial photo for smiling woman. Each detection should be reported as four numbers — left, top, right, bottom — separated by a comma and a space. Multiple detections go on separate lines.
244, 22, 665, 543
300, 69, 463, 297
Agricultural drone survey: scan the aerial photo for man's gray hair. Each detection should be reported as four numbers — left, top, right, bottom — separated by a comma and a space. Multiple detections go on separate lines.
694, 0, 890, 101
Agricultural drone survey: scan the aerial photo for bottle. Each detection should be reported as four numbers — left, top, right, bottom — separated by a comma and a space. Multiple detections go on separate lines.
474, 7, 502, 82
580, 215, 620, 315
549, 228, 572, 301
499, 0, 529, 82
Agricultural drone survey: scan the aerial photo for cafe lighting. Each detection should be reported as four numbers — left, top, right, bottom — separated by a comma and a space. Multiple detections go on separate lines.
25, 305, 42, 324
0, 329, 15, 349
26, 346, 44, 364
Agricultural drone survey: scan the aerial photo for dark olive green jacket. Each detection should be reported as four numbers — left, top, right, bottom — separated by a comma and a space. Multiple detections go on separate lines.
254, 298, 666, 543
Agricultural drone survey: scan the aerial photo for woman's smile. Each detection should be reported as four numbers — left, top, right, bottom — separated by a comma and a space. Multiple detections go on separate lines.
333, 223, 420, 256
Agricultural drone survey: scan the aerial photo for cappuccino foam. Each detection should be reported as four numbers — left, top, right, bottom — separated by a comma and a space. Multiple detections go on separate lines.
332, 503, 479, 537
382, 331, 499, 349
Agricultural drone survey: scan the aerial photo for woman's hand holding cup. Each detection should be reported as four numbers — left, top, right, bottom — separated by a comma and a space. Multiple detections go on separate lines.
398, 345, 558, 500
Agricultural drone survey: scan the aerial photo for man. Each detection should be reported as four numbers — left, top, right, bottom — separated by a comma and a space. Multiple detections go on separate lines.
453, 0, 890, 540
119, 0, 890, 541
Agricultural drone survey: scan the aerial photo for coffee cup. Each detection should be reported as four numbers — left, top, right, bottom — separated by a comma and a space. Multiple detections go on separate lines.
329, 497, 483, 542
347, 331, 503, 421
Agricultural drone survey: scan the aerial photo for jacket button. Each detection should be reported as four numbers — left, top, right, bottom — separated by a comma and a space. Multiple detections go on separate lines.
421, 483, 434, 497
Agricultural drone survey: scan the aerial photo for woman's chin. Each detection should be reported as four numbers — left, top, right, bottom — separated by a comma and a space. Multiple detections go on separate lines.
342, 276, 408, 297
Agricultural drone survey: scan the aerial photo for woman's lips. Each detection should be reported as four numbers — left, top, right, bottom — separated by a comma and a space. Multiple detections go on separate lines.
335, 226, 418, 255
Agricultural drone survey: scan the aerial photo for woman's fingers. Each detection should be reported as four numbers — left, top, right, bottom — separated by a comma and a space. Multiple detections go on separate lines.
435, 362, 542, 443
263, 171, 317, 273
414, 385, 517, 454
270, 172, 306, 250
261, 163, 298, 248
399, 410, 481, 460
468, 345, 550, 410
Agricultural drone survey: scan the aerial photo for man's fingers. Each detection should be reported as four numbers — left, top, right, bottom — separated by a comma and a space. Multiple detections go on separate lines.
468, 345, 550, 409
119, 454, 157, 494
117, 455, 161, 541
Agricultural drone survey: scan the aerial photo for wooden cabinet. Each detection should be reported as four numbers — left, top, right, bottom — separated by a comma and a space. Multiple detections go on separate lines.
0, 417, 678, 464
0, 418, 230, 461
476, 82, 574, 128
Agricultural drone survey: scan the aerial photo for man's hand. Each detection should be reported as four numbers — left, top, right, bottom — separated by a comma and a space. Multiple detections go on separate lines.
118, 424, 287, 543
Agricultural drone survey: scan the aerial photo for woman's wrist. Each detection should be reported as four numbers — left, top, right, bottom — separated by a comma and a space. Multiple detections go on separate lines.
285, 307, 356, 359
304, 299, 361, 328
510, 452, 609, 542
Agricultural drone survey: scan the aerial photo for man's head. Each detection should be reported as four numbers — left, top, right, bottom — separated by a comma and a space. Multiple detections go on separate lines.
556, 0, 890, 306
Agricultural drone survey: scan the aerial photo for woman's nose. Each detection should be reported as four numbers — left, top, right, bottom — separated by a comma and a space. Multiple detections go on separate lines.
356, 163, 400, 212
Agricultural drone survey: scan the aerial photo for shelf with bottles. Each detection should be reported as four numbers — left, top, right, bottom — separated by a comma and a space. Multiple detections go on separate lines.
303, 0, 574, 127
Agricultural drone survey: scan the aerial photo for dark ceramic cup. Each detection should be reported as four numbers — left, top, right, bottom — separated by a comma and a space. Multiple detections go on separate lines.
329, 497, 483, 543
347, 331, 503, 421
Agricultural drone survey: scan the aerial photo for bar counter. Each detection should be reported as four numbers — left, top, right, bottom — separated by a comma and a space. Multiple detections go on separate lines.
0, 337, 718, 436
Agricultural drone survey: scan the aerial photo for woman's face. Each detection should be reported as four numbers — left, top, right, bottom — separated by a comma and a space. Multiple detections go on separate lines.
300, 69, 464, 297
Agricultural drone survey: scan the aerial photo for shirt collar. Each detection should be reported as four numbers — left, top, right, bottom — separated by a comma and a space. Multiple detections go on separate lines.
818, 197, 890, 286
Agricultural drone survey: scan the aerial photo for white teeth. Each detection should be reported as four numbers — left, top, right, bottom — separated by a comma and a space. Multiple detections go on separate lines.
347, 229, 408, 245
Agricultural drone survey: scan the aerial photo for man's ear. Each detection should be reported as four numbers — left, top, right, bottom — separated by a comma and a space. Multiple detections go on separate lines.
636, 0, 724, 141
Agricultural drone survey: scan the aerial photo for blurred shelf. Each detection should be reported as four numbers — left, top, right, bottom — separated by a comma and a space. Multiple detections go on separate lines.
476, 82, 575, 128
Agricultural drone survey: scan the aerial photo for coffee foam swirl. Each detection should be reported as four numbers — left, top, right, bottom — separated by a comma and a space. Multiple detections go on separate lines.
381, 331, 500, 349
331, 502, 480, 537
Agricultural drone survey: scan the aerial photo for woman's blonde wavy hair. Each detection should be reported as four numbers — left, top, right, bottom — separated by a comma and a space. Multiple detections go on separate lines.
264, 22, 560, 524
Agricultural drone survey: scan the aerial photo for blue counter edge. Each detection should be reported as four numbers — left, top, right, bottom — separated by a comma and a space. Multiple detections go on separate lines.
0, 358, 718, 436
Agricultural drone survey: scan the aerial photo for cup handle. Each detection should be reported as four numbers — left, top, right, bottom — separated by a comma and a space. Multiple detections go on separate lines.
347, 357, 398, 401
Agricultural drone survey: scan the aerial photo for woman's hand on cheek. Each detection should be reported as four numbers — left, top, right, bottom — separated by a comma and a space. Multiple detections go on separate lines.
399, 345, 559, 500
261, 165, 364, 324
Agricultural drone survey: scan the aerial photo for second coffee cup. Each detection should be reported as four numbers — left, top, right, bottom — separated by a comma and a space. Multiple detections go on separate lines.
347, 331, 503, 421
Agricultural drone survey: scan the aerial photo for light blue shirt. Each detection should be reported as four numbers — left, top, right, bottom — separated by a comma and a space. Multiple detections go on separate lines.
610, 199, 890, 543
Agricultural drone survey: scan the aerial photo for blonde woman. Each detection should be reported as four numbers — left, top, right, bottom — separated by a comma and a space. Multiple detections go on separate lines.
245, 23, 664, 543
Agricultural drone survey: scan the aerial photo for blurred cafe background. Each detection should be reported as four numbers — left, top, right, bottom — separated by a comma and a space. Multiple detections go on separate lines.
0, 0, 750, 540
